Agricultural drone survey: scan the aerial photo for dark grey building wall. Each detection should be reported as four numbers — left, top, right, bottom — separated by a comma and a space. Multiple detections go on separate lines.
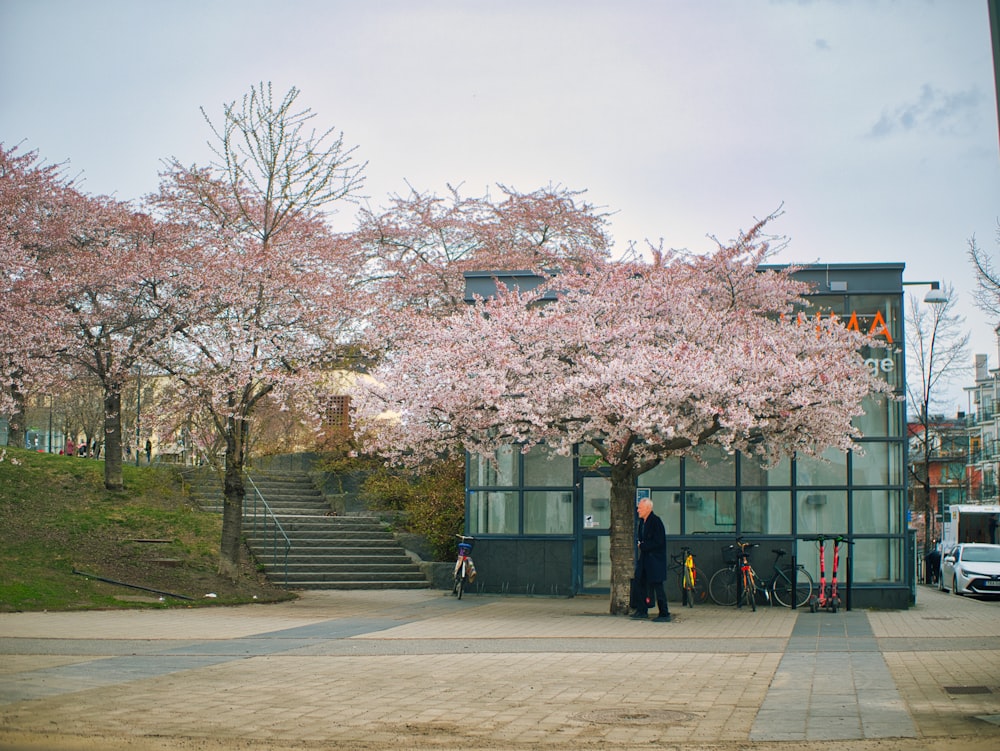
466, 539, 575, 597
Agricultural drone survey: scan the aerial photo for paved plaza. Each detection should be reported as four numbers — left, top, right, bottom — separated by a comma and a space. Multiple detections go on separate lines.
1, 584, 999, 750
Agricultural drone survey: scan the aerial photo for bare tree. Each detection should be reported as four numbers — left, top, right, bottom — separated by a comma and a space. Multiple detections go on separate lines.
970, 230, 1000, 317
905, 284, 969, 554
151, 82, 369, 575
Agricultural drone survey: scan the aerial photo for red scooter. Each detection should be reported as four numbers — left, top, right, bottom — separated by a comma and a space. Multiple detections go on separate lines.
809, 535, 851, 613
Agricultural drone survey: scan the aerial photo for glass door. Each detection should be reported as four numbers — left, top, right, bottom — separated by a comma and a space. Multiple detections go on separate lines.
580, 475, 612, 591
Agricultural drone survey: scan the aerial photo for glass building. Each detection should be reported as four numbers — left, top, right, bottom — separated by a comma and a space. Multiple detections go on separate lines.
462, 264, 913, 609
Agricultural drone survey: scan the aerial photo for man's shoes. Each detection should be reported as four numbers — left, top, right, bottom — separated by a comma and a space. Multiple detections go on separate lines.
653, 614, 672, 622
630, 611, 648, 619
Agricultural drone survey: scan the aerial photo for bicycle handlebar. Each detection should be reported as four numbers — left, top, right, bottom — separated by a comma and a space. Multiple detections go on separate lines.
805, 535, 854, 544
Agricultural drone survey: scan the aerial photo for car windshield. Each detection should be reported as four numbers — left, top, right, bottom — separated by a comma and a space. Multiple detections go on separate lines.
961, 547, 1000, 563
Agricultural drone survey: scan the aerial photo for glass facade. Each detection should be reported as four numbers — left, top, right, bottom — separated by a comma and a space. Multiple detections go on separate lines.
463, 264, 912, 608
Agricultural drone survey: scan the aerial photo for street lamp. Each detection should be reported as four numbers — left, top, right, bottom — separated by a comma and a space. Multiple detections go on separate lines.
903, 279, 949, 567
903, 280, 948, 305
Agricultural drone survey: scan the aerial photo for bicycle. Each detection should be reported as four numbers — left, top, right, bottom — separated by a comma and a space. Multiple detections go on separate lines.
452, 535, 476, 600
709, 541, 814, 609
709, 539, 761, 610
762, 547, 814, 608
668, 546, 707, 607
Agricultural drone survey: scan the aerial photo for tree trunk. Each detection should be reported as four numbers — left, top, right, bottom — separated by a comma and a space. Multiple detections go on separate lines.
608, 463, 638, 615
103, 390, 124, 490
6, 381, 26, 448
219, 413, 246, 578
923, 482, 934, 554
923, 440, 936, 553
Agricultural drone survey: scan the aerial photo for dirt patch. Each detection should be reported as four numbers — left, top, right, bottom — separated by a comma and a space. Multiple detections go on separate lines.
573, 708, 697, 725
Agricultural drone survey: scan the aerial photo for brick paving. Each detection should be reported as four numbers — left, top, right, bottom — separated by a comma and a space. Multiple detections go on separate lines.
0, 586, 998, 749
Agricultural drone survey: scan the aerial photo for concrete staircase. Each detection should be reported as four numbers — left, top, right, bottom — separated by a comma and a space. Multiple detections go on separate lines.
184, 468, 430, 590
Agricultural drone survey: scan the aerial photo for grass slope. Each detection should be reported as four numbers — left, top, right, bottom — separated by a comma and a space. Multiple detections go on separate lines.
0, 446, 295, 611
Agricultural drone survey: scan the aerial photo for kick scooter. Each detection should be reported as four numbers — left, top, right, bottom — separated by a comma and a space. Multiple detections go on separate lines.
809, 535, 851, 612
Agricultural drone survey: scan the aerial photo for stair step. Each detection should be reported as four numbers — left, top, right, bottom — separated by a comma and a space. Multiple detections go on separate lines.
245, 510, 334, 520
279, 571, 430, 583
246, 540, 402, 552
251, 555, 416, 565
252, 549, 414, 559
246, 529, 394, 540
287, 581, 430, 590
270, 563, 423, 573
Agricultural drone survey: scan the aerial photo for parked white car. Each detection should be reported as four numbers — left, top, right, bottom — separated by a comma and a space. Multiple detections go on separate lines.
939, 543, 1000, 596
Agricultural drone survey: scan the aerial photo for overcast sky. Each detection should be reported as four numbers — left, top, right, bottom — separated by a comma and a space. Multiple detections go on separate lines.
2, 0, 999, 414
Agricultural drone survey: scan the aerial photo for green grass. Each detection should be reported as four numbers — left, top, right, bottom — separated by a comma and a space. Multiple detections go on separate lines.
0, 446, 295, 611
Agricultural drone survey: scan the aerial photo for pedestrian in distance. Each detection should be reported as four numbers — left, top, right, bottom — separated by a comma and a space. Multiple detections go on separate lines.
632, 497, 671, 622
925, 544, 941, 585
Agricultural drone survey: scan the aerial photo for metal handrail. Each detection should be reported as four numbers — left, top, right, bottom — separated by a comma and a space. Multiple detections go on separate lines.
244, 474, 291, 588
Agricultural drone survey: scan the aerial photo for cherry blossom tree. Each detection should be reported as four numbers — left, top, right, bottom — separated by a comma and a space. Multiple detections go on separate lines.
356, 183, 612, 321
1, 143, 198, 488
45, 196, 197, 488
352, 218, 893, 614
149, 83, 368, 574
0, 143, 72, 444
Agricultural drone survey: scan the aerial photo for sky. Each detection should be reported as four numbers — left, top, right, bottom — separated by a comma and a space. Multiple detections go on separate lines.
2, 0, 999, 415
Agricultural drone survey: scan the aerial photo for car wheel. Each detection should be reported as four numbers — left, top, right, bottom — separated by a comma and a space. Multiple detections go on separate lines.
952, 575, 962, 595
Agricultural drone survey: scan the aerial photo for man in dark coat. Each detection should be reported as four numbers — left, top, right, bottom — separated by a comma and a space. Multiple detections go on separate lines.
632, 498, 671, 622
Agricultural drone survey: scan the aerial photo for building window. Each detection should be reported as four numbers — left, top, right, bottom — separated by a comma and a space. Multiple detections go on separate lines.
796, 490, 848, 535
741, 490, 792, 534
523, 445, 573, 486
741, 455, 792, 487
853, 490, 900, 534
652, 490, 681, 534
524, 490, 574, 534
469, 446, 518, 487
468, 445, 574, 535
582, 477, 612, 530
851, 538, 901, 584
639, 457, 680, 486
852, 442, 903, 486
686, 445, 735, 485
796, 448, 848, 485
684, 490, 736, 534
469, 490, 519, 534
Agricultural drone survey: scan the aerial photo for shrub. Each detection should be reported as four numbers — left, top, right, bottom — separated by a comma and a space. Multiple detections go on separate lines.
360, 458, 465, 561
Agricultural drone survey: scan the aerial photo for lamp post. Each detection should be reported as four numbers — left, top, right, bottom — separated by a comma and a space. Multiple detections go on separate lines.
903, 280, 950, 559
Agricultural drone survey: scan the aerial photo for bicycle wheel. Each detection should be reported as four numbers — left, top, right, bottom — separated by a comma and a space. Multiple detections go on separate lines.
454, 564, 465, 600
680, 567, 694, 607
709, 567, 739, 606
694, 566, 708, 605
771, 567, 814, 608
681, 566, 708, 607
742, 571, 757, 611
